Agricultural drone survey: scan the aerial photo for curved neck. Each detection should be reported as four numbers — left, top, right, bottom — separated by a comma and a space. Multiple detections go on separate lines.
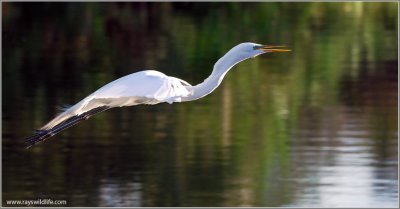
182, 53, 247, 102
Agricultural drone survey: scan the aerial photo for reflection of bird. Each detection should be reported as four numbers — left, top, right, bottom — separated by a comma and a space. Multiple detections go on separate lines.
25, 42, 290, 148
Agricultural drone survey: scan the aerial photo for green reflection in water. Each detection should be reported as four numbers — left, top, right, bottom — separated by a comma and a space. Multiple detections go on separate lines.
2, 2, 398, 207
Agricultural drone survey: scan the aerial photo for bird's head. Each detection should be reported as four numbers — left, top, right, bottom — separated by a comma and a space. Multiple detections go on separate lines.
213, 42, 291, 75
231, 42, 291, 58
228, 42, 291, 60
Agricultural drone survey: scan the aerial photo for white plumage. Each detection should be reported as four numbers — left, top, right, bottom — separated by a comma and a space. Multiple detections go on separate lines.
41, 70, 192, 130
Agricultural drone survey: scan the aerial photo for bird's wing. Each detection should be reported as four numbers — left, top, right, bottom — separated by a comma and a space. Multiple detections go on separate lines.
91, 70, 193, 105
39, 70, 192, 130
25, 106, 110, 148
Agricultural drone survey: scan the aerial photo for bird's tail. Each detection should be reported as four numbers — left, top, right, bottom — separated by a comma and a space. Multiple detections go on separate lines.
25, 106, 111, 148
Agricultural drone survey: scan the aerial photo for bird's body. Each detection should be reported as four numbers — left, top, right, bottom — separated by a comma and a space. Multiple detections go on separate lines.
25, 42, 290, 148
40, 70, 192, 130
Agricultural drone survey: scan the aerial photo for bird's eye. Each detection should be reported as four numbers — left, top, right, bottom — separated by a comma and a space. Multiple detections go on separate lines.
253, 45, 262, 50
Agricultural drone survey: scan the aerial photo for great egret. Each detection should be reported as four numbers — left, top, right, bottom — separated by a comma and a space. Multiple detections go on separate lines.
25, 42, 290, 148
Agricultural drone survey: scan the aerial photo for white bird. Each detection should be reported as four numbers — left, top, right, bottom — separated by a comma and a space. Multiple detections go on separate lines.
25, 42, 290, 148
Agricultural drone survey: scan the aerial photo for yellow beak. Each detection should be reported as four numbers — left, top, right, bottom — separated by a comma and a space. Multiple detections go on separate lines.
260, 45, 291, 53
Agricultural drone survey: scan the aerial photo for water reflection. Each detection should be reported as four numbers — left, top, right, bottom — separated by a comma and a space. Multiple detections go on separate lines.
287, 62, 398, 207
99, 180, 142, 207
2, 2, 398, 207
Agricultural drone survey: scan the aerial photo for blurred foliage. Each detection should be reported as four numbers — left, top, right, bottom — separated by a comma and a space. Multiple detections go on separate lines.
2, 2, 398, 207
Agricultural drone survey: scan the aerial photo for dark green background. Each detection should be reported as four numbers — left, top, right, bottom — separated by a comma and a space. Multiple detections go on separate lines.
3, 2, 398, 207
